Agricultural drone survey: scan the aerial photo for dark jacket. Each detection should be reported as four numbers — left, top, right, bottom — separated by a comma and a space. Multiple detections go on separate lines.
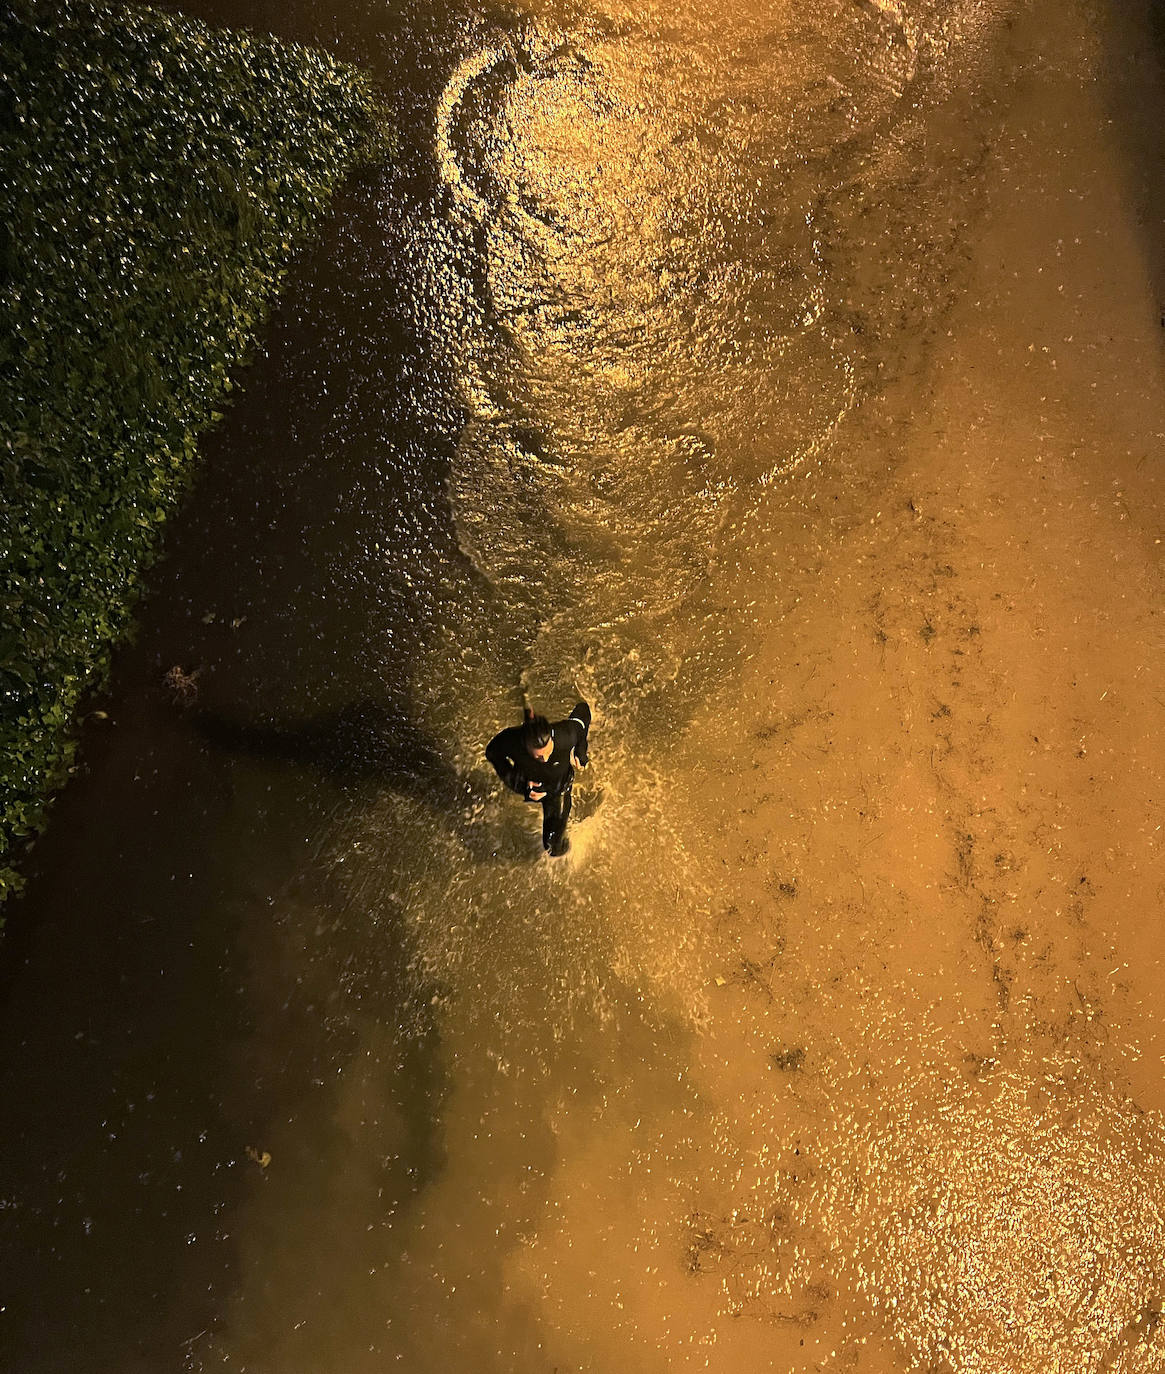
485, 705, 590, 800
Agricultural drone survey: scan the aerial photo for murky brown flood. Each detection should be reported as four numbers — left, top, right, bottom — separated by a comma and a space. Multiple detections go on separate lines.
1, 0, 1162, 1370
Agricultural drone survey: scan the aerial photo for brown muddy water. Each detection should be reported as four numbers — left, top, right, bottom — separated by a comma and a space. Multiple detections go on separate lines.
1, 0, 1162, 1371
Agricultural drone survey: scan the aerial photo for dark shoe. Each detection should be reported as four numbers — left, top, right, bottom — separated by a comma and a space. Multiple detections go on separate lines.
548, 833, 571, 857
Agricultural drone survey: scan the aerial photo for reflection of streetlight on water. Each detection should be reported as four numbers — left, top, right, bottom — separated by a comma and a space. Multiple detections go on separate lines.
431, 16, 861, 724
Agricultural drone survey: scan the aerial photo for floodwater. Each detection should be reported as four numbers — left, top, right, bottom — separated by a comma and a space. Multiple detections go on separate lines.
1, 0, 1162, 1371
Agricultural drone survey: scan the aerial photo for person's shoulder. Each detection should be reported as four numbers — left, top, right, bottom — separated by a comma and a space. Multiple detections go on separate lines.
487, 723, 522, 751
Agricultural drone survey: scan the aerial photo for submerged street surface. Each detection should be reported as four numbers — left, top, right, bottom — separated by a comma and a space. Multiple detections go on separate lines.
1, 0, 1162, 1370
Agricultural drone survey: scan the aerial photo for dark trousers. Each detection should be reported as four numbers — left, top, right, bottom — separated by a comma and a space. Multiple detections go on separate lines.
541, 786, 572, 854
541, 701, 588, 854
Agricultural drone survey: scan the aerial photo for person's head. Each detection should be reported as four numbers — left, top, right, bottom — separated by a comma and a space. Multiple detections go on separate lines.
522, 710, 553, 760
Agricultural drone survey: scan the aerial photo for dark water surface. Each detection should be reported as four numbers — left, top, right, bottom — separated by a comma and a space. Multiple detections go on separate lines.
2, 0, 1163, 1370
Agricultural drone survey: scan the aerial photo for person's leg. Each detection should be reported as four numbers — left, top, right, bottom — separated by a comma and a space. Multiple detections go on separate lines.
569, 701, 591, 731
542, 788, 572, 855
541, 794, 559, 851
550, 787, 572, 856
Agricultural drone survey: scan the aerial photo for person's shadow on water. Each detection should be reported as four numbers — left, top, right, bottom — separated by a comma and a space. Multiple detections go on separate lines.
194, 698, 531, 861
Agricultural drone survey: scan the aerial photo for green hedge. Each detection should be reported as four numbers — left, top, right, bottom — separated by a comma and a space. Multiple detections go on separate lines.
0, 0, 390, 903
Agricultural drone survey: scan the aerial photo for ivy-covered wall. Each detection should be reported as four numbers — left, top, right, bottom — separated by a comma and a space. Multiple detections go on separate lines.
0, 1, 390, 903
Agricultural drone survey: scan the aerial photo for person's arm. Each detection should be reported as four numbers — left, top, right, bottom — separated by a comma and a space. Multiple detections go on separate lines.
485, 729, 528, 795
566, 704, 590, 767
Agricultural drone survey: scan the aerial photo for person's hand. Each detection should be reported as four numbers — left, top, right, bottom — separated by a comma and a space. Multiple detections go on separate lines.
527, 782, 546, 802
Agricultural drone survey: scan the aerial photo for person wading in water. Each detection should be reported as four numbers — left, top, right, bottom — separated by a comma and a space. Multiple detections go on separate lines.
486, 701, 592, 856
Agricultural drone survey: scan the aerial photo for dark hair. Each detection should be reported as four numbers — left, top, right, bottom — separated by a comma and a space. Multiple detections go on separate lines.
521, 712, 552, 749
